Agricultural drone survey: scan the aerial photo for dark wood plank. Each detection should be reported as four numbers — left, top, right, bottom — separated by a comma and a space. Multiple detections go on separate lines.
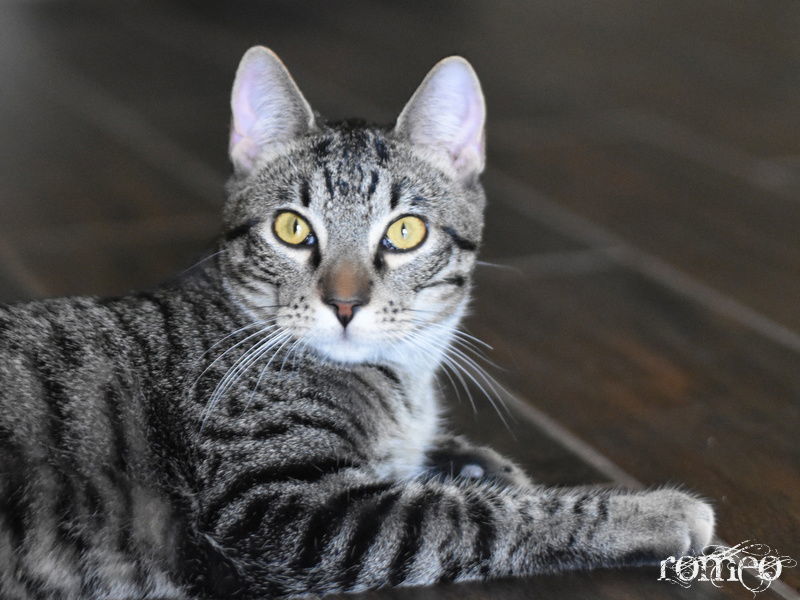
0, 262, 30, 304
0, 66, 214, 236
483, 194, 589, 260
2, 216, 218, 298
443, 391, 605, 489
491, 124, 800, 332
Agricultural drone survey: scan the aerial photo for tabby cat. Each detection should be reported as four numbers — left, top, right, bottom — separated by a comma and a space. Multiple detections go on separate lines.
0, 47, 714, 599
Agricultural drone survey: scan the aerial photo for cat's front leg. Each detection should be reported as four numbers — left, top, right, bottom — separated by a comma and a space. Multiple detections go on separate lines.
424, 434, 533, 487
195, 473, 714, 598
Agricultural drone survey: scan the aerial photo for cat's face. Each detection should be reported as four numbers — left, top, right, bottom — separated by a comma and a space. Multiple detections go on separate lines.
219, 48, 486, 367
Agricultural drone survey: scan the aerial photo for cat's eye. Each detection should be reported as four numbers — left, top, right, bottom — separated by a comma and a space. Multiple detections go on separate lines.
273, 211, 315, 246
382, 215, 427, 252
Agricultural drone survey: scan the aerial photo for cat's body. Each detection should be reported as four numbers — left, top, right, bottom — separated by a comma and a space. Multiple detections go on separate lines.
0, 48, 714, 599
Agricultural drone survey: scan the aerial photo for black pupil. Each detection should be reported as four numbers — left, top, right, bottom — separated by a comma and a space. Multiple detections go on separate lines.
292, 218, 300, 236
401, 222, 408, 238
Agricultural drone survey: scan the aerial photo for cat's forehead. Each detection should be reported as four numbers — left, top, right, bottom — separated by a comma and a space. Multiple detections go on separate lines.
300, 124, 445, 219
312, 126, 387, 213
313, 121, 389, 165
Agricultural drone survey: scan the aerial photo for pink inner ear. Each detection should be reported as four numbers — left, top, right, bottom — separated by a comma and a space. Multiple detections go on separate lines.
437, 62, 484, 167
451, 91, 484, 165
401, 58, 486, 174
229, 67, 262, 166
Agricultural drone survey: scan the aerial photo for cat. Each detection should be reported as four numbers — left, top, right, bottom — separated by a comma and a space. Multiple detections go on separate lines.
0, 46, 715, 599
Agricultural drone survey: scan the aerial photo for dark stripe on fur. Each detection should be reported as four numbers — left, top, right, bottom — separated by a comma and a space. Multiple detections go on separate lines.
224, 219, 262, 242
300, 178, 311, 207
441, 226, 478, 251
203, 459, 358, 527
390, 182, 402, 210
436, 500, 467, 583
367, 171, 379, 198
324, 167, 334, 198
313, 138, 332, 159
415, 275, 466, 292
387, 491, 434, 585
374, 138, 389, 164
466, 494, 496, 576
294, 482, 394, 575
370, 364, 401, 386
340, 490, 402, 590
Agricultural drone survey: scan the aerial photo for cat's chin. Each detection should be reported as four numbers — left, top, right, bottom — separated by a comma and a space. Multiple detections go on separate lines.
310, 337, 383, 365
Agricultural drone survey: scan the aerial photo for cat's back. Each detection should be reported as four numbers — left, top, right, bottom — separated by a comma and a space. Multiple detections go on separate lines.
0, 295, 128, 393
0, 295, 156, 461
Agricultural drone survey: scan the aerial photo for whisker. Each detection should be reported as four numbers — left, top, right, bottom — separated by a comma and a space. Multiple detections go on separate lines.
200, 329, 291, 430
244, 332, 298, 411
402, 324, 513, 430
202, 318, 277, 357
402, 329, 477, 415
476, 260, 522, 273
447, 346, 512, 414
190, 322, 278, 393
446, 350, 512, 430
177, 247, 226, 278
407, 317, 494, 351
280, 336, 306, 373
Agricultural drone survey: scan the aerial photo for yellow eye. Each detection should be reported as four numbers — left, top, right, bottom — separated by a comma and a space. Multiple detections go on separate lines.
273, 211, 313, 246
383, 215, 427, 251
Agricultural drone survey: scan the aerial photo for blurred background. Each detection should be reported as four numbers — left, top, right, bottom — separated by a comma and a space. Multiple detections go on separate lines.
0, 1, 798, 598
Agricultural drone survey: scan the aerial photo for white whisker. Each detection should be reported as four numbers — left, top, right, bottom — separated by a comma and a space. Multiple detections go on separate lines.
190, 322, 278, 394
400, 320, 512, 430
200, 328, 291, 430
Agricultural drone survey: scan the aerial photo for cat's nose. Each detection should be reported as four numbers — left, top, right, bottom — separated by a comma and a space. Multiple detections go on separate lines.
325, 299, 363, 328
319, 260, 372, 328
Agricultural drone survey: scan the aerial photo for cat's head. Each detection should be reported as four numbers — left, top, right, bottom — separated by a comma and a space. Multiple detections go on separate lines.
219, 47, 486, 368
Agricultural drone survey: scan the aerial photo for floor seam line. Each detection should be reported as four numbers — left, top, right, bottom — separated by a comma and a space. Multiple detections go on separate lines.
7, 55, 226, 210
491, 170, 800, 354
0, 239, 51, 297
599, 108, 800, 202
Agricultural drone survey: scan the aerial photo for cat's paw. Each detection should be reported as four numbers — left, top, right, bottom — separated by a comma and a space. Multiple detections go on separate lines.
624, 489, 715, 560
425, 436, 533, 488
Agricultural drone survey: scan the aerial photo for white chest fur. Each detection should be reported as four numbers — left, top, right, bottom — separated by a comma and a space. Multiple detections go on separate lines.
372, 370, 442, 481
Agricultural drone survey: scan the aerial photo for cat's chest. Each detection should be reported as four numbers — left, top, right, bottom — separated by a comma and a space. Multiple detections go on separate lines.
370, 371, 441, 481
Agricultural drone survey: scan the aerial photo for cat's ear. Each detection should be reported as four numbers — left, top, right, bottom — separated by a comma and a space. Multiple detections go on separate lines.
394, 56, 486, 179
229, 46, 316, 174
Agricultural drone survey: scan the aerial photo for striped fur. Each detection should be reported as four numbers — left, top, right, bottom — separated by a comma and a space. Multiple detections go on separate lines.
0, 49, 714, 599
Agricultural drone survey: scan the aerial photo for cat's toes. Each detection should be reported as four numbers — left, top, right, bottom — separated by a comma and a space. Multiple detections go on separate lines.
456, 460, 531, 487
642, 489, 716, 557
458, 463, 485, 479
687, 499, 715, 553
426, 437, 534, 487
490, 460, 533, 488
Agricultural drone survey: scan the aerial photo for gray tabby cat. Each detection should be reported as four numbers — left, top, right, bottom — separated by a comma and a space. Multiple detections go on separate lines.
0, 47, 714, 599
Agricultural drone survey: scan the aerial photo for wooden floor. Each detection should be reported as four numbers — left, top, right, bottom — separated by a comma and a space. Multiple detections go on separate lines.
0, 1, 798, 598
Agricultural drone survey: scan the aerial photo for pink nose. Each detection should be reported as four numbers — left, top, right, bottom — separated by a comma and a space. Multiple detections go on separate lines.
326, 299, 362, 328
